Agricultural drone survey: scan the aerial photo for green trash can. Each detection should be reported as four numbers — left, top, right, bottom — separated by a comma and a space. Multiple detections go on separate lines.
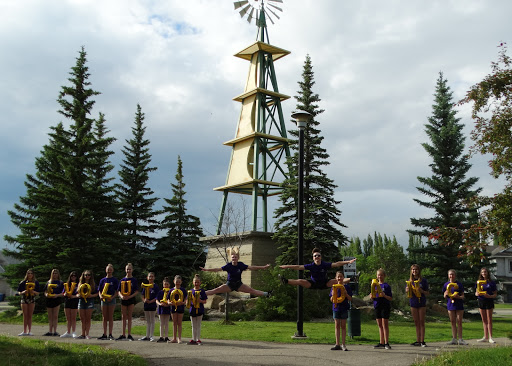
347, 308, 361, 338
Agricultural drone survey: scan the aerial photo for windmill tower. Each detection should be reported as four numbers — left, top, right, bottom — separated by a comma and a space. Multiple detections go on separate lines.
201, 0, 291, 290
215, 0, 291, 234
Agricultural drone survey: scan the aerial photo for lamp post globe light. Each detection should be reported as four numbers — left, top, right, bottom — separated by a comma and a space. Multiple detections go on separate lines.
290, 110, 312, 338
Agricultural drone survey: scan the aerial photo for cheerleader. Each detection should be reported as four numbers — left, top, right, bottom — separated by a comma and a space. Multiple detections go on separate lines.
61, 271, 79, 338
116, 263, 139, 341
43, 269, 64, 336
156, 277, 172, 342
187, 274, 207, 345
16, 269, 40, 336
443, 269, 466, 345
406, 264, 429, 347
169, 275, 187, 344
76, 270, 98, 339
139, 272, 159, 341
475, 267, 497, 343
97, 263, 119, 340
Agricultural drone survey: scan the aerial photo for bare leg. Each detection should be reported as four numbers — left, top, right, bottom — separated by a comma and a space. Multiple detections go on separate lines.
238, 284, 267, 297
334, 318, 341, 346
376, 318, 385, 344
485, 308, 493, 339
456, 310, 464, 339
341, 318, 347, 346
205, 284, 231, 296
448, 310, 457, 339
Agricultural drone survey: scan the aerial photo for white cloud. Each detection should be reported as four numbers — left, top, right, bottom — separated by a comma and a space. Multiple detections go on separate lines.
1, 0, 511, 250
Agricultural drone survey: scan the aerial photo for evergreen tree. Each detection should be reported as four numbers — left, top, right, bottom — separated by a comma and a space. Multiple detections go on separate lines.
116, 104, 159, 270
408, 72, 482, 304
273, 55, 348, 265
153, 156, 205, 281
362, 234, 374, 258
4, 48, 119, 281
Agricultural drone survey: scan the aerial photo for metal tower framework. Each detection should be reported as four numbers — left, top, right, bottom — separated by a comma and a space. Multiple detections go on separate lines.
215, 4, 291, 234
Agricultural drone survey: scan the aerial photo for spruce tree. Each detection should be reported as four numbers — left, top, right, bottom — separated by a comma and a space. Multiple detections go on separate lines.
153, 156, 205, 281
4, 47, 119, 281
408, 72, 482, 304
116, 104, 159, 270
273, 55, 348, 265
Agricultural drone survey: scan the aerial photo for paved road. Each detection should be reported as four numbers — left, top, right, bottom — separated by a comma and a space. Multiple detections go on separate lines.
1, 322, 509, 366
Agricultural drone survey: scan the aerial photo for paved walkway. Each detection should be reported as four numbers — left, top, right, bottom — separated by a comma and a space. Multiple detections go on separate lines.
1, 322, 509, 366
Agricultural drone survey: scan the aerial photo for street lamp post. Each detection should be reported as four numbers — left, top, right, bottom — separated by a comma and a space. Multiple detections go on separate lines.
291, 110, 312, 338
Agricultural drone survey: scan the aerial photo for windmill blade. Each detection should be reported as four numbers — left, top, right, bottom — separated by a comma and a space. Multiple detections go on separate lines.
268, 3, 283, 12
247, 7, 255, 23
239, 4, 251, 17
267, 7, 280, 20
234, 0, 249, 10
265, 10, 275, 25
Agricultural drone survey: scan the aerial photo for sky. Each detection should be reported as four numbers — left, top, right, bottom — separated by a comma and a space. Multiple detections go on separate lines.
1, 0, 510, 252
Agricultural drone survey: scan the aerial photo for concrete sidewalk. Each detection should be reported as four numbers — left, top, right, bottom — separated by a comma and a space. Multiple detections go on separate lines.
1, 322, 509, 366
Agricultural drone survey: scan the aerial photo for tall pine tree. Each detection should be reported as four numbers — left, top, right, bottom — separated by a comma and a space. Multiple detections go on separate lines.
116, 104, 159, 270
153, 156, 205, 281
408, 72, 482, 304
273, 55, 348, 265
4, 48, 119, 281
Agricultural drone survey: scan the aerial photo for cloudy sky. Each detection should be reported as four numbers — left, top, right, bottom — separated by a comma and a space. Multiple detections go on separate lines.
1, 0, 510, 251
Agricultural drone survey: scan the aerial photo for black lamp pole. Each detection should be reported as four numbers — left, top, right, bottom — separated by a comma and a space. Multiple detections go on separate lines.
291, 110, 311, 338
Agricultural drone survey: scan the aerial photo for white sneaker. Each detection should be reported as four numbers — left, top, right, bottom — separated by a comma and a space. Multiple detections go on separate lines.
27, 332, 33, 336
72, 333, 77, 338
489, 338, 496, 344
447, 338, 457, 345
60, 332, 71, 338
18, 332, 27, 336
341, 344, 347, 351
458, 339, 468, 345
477, 337, 488, 342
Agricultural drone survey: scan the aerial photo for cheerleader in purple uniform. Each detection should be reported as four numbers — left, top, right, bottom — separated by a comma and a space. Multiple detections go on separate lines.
139, 272, 159, 341
188, 274, 208, 345
371, 268, 393, 350
17, 269, 40, 336
279, 248, 356, 289
98, 263, 119, 340
329, 271, 352, 351
169, 275, 187, 344
200, 248, 271, 297
406, 264, 429, 347
77, 270, 98, 339
116, 263, 139, 341
156, 277, 172, 342
61, 271, 79, 338
443, 269, 466, 345
475, 267, 497, 344
43, 268, 64, 336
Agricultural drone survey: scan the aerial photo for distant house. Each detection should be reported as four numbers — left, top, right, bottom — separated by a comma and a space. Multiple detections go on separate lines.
0, 252, 20, 297
489, 246, 512, 303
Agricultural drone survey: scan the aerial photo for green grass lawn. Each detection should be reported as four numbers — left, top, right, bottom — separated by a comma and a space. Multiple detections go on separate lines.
0, 335, 147, 366
412, 346, 512, 366
130, 316, 511, 345
495, 303, 512, 309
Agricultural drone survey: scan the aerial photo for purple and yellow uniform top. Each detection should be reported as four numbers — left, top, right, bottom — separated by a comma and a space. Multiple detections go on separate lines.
373, 283, 392, 308
476, 280, 497, 300
443, 280, 464, 311
330, 284, 353, 312
304, 261, 332, 284
222, 262, 249, 283
409, 278, 429, 308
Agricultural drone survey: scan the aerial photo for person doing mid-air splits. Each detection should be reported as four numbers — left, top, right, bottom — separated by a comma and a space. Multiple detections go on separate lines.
200, 248, 272, 297
279, 247, 356, 289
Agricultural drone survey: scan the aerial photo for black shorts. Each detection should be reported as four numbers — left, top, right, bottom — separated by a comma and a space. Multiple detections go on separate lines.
478, 298, 494, 310
227, 281, 243, 291
46, 297, 62, 309
64, 298, 79, 309
307, 280, 329, 290
121, 297, 137, 307
375, 303, 391, 319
